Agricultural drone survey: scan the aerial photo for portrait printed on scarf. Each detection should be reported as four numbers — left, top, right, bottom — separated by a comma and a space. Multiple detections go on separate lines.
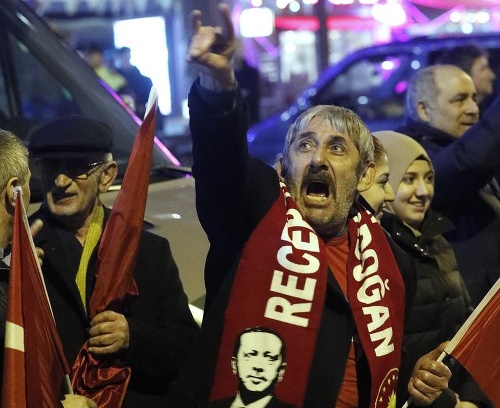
210, 326, 295, 408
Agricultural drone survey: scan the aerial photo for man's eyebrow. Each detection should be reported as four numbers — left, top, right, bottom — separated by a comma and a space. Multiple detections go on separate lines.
263, 351, 279, 358
295, 130, 316, 139
295, 131, 347, 142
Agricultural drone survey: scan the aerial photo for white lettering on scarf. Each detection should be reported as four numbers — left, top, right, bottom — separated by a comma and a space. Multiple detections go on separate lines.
264, 198, 320, 327
352, 212, 394, 357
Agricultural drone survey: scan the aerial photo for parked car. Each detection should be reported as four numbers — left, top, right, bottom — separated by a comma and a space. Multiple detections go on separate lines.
247, 33, 500, 165
0, 0, 208, 311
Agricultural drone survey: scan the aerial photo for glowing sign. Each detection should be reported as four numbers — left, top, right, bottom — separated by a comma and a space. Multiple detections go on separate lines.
240, 7, 275, 38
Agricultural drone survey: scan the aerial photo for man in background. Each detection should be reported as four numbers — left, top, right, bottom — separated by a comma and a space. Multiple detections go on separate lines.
398, 64, 500, 306
436, 44, 496, 110
79, 42, 127, 94
115, 47, 153, 118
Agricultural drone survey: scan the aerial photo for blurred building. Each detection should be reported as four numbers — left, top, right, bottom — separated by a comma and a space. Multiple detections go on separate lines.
25, 0, 500, 123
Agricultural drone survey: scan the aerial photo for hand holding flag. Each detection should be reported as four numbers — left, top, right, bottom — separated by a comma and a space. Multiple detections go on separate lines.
70, 88, 159, 407
403, 278, 500, 408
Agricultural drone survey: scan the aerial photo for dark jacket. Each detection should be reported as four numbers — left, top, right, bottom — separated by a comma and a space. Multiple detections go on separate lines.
167, 82, 414, 407
397, 98, 500, 306
381, 209, 491, 408
29, 205, 199, 407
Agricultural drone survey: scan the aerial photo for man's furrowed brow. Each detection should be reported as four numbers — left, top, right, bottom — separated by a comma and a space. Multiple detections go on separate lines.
296, 130, 316, 140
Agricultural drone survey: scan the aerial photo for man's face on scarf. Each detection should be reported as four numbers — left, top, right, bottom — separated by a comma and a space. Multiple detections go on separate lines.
283, 118, 363, 237
232, 331, 285, 393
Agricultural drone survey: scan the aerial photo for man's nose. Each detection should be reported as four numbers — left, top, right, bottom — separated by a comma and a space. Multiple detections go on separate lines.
53, 173, 73, 187
489, 67, 496, 80
310, 147, 327, 168
465, 98, 480, 116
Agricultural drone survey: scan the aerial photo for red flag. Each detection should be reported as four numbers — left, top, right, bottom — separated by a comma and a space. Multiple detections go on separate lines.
70, 90, 159, 407
444, 278, 500, 406
1, 188, 71, 407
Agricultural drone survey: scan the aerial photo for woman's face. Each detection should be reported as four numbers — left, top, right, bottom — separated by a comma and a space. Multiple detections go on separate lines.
362, 154, 395, 218
392, 159, 434, 229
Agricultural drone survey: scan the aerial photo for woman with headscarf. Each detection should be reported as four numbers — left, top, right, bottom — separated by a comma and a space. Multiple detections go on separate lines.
373, 131, 491, 408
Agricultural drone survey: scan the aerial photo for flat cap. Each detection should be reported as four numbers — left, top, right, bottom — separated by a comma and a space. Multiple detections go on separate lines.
29, 115, 113, 158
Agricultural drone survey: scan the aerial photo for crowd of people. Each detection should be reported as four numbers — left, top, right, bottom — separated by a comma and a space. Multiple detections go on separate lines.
0, 2, 498, 407
78, 42, 153, 118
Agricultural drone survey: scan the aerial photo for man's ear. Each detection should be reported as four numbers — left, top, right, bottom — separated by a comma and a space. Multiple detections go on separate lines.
5, 177, 20, 210
231, 357, 237, 375
416, 101, 430, 122
277, 362, 286, 382
98, 162, 118, 194
357, 162, 375, 193
275, 156, 286, 182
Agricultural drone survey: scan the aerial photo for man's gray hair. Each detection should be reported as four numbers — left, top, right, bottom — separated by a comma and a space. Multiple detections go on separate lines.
0, 129, 29, 190
406, 65, 441, 121
282, 104, 374, 176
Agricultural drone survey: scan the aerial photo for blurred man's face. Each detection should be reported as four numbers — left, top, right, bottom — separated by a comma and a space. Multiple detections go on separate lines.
470, 55, 496, 104
233, 332, 284, 393
283, 117, 370, 236
423, 67, 479, 138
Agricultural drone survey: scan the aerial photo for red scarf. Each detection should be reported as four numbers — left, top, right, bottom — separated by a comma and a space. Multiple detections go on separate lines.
346, 205, 405, 407
210, 183, 404, 407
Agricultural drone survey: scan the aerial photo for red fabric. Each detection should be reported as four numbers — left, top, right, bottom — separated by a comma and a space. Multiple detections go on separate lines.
347, 208, 405, 407
70, 94, 158, 407
209, 188, 405, 407
448, 279, 500, 406
210, 182, 328, 406
346, 205, 405, 408
1, 190, 70, 407
326, 236, 358, 408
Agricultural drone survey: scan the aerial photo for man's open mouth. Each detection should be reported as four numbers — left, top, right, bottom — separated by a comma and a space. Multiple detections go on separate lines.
306, 181, 330, 198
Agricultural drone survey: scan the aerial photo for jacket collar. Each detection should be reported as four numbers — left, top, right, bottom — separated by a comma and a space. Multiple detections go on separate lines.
381, 208, 454, 245
402, 118, 455, 147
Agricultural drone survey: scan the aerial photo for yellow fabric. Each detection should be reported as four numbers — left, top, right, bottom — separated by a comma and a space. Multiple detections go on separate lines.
75, 204, 104, 311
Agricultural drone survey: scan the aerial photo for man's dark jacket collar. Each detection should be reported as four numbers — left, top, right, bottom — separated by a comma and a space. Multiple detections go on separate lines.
398, 117, 455, 147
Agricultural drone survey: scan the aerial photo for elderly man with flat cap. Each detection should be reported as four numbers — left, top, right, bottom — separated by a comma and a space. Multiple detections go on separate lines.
28, 115, 199, 407
0, 128, 97, 407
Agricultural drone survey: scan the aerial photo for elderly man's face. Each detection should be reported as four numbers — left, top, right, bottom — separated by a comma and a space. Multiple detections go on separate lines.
424, 67, 479, 138
283, 117, 369, 236
39, 158, 113, 228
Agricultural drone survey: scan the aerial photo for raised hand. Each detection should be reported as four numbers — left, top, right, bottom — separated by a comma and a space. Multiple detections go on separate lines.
186, 3, 236, 91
